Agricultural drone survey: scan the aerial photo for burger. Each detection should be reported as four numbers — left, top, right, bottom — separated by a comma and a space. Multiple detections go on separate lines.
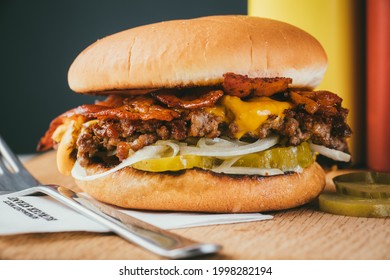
38, 15, 352, 213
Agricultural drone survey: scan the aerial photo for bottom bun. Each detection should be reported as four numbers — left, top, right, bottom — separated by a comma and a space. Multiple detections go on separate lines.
75, 162, 326, 213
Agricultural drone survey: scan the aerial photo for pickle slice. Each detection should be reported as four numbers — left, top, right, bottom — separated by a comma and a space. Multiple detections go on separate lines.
132, 142, 313, 172
234, 142, 313, 170
132, 155, 214, 172
334, 172, 390, 199
318, 193, 390, 218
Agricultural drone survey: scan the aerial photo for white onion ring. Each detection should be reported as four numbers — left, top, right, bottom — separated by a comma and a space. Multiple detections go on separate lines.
212, 156, 242, 171
180, 135, 279, 157
71, 145, 168, 181
197, 137, 238, 148
155, 140, 180, 157
309, 142, 351, 162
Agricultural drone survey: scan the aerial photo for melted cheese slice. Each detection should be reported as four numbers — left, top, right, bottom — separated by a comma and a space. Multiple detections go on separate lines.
210, 96, 292, 139
52, 117, 84, 175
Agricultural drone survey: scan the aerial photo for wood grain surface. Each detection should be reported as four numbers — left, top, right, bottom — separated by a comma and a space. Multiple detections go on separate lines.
0, 151, 389, 260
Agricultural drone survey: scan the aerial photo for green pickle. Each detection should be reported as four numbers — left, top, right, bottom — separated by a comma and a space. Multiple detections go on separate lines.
234, 142, 313, 170
132, 155, 214, 172
318, 171, 390, 218
334, 172, 390, 199
132, 142, 313, 172
318, 193, 390, 218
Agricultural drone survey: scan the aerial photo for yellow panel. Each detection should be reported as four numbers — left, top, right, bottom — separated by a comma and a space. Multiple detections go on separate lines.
248, 0, 362, 164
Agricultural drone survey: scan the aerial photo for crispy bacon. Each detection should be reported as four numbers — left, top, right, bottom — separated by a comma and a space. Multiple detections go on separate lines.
290, 91, 344, 116
222, 73, 292, 98
302, 91, 343, 117
59, 95, 179, 121
153, 88, 224, 109
94, 105, 179, 121
290, 91, 319, 114
37, 95, 180, 151
94, 95, 180, 120
37, 117, 69, 151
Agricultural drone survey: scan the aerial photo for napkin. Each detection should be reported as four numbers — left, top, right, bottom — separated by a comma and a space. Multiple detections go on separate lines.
0, 193, 272, 235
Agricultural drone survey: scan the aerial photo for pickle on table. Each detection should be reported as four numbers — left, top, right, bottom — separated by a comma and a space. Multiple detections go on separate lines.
333, 172, 390, 199
318, 193, 390, 218
234, 142, 313, 170
336, 183, 390, 199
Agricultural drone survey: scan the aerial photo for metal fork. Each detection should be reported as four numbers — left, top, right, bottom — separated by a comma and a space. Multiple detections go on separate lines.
0, 135, 221, 259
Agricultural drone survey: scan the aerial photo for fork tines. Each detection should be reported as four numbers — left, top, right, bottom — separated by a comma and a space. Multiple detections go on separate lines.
0, 135, 40, 192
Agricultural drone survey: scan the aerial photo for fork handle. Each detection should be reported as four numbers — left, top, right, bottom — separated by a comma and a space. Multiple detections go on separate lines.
13, 185, 220, 259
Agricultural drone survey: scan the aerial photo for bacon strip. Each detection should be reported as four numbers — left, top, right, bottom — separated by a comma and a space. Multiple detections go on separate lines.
290, 91, 319, 114
37, 117, 70, 151
153, 88, 224, 109
37, 95, 180, 151
302, 91, 343, 116
223, 73, 292, 98
290, 91, 344, 116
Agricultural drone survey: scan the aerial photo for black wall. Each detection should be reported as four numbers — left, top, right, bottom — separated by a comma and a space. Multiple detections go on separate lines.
1, 0, 247, 154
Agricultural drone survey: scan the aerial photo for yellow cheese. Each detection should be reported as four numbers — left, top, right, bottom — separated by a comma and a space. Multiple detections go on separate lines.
206, 105, 226, 120
213, 96, 291, 139
53, 117, 84, 175
52, 123, 68, 143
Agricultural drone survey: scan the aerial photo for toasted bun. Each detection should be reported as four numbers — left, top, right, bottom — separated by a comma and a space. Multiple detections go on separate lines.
75, 162, 325, 213
68, 15, 327, 95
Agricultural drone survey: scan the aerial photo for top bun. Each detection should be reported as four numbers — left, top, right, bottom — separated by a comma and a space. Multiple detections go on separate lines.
68, 15, 327, 95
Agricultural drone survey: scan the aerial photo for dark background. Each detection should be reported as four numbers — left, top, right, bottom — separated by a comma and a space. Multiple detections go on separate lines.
1, 0, 247, 154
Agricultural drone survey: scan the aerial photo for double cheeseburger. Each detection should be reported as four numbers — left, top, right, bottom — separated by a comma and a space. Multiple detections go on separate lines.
38, 15, 352, 213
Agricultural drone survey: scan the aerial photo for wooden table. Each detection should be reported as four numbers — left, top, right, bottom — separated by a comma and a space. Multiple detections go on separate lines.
0, 151, 389, 259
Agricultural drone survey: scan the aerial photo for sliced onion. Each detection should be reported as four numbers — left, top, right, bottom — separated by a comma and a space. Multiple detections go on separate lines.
71, 145, 169, 181
71, 135, 281, 181
197, 137, 245, 149
309, 142, 351, 162
180, 135, 279, 157
212, 156, 242, 172
212, 154, 283, 176
155, 140, 180, 157
212, 166, 284, 176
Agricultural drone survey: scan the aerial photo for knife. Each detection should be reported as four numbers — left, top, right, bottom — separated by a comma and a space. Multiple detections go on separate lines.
8, 185, 221, 259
